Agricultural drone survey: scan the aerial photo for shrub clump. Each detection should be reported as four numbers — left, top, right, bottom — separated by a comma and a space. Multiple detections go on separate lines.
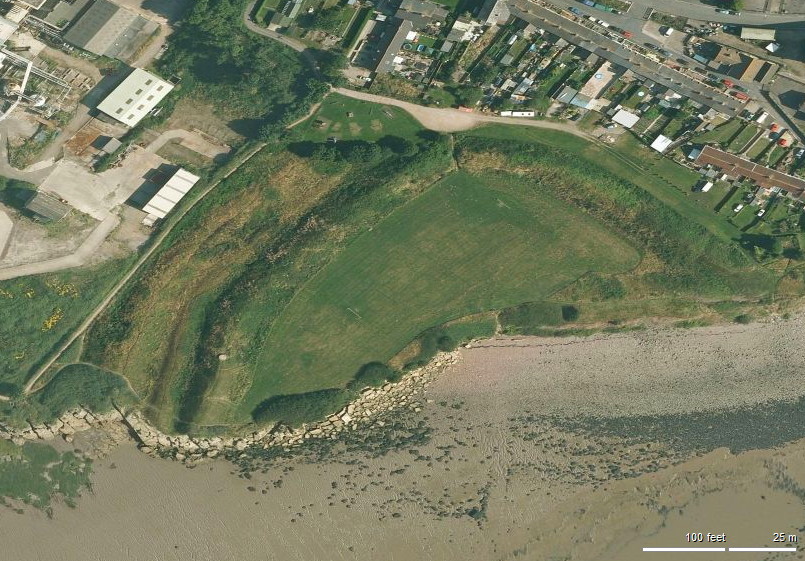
252, 389, 353, 427
347, 362, 401, 391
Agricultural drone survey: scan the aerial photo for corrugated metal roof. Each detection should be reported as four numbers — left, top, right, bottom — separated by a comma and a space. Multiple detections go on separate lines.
143, 169, 200, 219
25, 192, 70, 222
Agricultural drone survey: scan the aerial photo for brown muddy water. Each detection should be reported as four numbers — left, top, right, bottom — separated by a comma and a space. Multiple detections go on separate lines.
4, 319, 805, 561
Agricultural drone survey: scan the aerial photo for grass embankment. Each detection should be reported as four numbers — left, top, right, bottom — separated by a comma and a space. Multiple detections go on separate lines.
0, 259, 133, 397
79, 103, 800, 433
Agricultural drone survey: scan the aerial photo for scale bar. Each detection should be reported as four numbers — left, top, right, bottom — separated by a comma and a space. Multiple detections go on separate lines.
729, 548, 797, 552
643, 548, 726, 552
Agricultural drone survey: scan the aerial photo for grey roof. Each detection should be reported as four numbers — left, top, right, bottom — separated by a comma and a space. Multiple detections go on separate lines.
478, 0, 510, 25
26, 192, 70, 222
101, 137, 122, 153
375, 19, 414, 74
63, 0, 150, 58
554, 85, 578, 103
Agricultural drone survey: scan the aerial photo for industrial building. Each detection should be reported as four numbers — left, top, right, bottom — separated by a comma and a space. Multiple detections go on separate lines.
96, 68, 174, 127
63, 0, 157, 59
142, 168, 200, 222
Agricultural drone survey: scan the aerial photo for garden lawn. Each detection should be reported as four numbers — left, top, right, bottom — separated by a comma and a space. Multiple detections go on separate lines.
239, 169, 640, 416
301, 93, 424, 142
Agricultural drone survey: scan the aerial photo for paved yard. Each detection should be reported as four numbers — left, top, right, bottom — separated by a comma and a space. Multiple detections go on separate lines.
38, 148, 168, 220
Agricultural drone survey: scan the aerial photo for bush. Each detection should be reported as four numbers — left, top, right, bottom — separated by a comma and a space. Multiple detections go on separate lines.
252, 388, 354, 427
561, 305, 580, 322
403, 328, 454, 370
35, 364, 135, 422
734, 313, 753, 324
347, 362, 400, 390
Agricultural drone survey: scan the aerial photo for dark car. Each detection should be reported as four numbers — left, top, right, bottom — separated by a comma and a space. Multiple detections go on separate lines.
659, 49, 673, 58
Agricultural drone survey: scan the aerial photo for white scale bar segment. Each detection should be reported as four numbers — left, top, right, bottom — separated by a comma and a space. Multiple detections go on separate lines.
729, 548, 797, 552
643, 548, 726, 552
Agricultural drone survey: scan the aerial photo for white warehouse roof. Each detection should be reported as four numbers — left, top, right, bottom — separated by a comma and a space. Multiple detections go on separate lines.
650, 134, 672, 153
97, 68, 173, 127
612, 108, 640, 129
143, 168, 200, 219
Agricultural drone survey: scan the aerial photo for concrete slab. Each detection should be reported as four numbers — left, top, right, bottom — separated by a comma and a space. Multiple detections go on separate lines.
38, 148, 169, 220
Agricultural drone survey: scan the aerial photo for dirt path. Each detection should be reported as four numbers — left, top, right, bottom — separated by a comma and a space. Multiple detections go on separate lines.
332, 87, 594, 139
23, 143, 267, 395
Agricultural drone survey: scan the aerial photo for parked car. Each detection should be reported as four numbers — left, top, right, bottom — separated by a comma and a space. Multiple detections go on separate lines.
756, 209, 766, 217
569, 6, 583, 15
621, 30, 633, 38
715, 8, 730, 14
659, 49, 673, 57
660, 26, 674, 36
734, 203, 744, 212
734, 84, 748, 92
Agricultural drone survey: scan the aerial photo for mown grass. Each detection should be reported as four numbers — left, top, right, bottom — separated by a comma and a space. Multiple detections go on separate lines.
300, 93, 424, 143
239, 169, 639, 416
77, 113, 798, 433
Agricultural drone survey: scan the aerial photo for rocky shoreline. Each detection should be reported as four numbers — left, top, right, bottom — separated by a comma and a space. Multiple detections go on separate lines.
0, 352, 461, 464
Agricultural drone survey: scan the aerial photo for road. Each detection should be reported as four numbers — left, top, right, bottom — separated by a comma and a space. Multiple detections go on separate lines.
22, 143, 267, 395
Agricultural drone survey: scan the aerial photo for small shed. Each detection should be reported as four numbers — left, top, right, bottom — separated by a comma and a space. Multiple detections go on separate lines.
25, 192, 70, 222
650, 134, 672, 153
100, 137, 122, 154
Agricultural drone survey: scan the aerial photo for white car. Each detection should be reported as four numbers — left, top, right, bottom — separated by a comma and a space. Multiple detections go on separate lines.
757, 209, 766, 217
734, 204, 744, 212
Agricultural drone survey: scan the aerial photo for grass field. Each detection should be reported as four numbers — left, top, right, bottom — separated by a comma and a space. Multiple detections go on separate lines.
301, 94, 424, 142
692, 119, 744, 146
238, 170, 639, 415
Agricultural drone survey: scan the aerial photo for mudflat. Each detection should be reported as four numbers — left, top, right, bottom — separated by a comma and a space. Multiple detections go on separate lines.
4, 318, 805, 561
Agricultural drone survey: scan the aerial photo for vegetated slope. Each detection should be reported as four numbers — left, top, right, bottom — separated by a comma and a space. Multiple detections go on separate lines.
238, 170, 639, 416
0, 259, 133, 396
81, 114, 794, 434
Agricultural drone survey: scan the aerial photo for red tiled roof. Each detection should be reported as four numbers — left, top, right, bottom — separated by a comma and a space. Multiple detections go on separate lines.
696, 145, 805, 198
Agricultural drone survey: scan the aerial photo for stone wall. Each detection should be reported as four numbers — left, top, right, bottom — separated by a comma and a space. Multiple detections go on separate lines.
0, 352, 461, 465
